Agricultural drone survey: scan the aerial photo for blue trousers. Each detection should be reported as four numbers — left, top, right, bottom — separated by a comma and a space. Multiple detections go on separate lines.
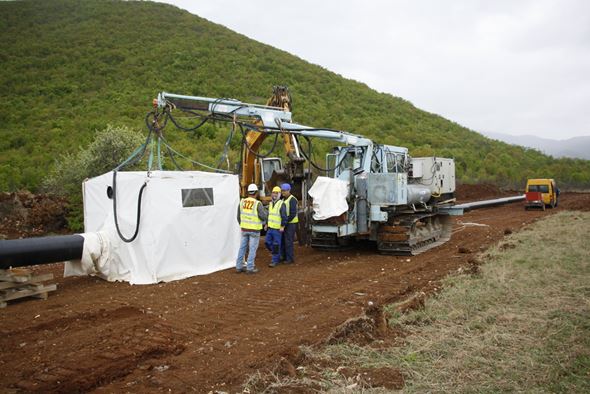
264, 228, 283, 264
236, 231, 260, 271
281, 223, 297, 263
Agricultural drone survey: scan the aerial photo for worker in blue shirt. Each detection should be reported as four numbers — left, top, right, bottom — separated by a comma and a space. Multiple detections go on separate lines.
280, 183, 298, 264
266, 186, 288, 267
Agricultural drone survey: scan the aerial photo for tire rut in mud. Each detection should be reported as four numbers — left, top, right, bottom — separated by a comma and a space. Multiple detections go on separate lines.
1, 306, 186, 393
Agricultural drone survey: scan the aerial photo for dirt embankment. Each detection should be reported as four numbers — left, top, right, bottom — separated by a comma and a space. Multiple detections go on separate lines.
0, 186, 588, 392
556, 192, 590, 211
455, 183, 515, 202
0, 191, 69, 239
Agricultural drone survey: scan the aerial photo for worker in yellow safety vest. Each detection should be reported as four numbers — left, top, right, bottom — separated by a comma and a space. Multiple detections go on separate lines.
236, 184, 267, 274
280, 183, 298, 264
266, 186, 288, 267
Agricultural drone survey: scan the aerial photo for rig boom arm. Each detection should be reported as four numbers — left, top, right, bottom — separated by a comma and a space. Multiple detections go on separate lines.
156, 89, 372, 196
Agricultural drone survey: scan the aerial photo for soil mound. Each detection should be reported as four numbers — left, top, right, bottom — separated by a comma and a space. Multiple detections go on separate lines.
455, 183, 512, 202
558, 192, 590, 211
326, 305, 389, 346
0, 191, 69, 239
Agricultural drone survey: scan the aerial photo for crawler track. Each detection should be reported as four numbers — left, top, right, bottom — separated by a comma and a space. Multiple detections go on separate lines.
377, 213, 453, 255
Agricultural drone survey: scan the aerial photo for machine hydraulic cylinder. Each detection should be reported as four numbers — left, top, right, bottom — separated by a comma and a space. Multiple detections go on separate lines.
356, 176, 369, 234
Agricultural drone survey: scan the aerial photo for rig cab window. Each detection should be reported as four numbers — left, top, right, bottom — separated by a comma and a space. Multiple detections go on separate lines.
386, 152, 405, 173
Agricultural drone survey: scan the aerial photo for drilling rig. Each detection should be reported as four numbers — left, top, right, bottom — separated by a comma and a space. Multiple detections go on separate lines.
156, 89, 456, 255
0, 88, 529, 280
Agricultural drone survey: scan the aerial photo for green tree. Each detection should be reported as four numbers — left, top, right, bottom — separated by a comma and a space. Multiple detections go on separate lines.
43, 125, 145, 230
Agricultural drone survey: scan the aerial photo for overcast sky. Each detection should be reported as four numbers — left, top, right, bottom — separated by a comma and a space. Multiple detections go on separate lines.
160, 0, 590, 140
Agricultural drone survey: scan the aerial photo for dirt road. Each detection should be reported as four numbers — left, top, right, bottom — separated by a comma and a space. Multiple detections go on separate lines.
1, 191, 588, 393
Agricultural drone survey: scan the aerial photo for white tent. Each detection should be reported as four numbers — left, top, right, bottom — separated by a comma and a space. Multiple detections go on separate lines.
64, 171, 241, 284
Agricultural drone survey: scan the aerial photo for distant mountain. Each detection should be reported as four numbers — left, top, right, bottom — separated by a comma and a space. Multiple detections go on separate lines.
482, 132, 590, 160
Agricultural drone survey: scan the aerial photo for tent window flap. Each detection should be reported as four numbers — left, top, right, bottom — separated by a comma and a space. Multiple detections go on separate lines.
182, 188, 214, 207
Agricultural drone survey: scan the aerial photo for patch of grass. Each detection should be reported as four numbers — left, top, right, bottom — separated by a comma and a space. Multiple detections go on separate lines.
392, 211, 590, 392
243, 211, 590, 392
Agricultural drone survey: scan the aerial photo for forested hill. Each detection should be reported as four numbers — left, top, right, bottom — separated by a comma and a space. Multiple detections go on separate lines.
1, 0, 589, 190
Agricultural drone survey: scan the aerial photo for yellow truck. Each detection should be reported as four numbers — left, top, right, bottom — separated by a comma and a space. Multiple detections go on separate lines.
525, 178, 559, 210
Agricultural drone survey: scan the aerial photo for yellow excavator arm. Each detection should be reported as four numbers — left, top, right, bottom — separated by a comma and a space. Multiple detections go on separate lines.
239, 86, 299, 197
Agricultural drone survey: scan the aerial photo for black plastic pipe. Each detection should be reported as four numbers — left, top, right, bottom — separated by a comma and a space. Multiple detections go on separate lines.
0, 234, 84, 269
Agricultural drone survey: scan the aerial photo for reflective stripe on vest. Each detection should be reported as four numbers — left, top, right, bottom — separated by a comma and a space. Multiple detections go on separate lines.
284, 195, 299, 224
268, 199, 284, 229
240, 197, 263, 230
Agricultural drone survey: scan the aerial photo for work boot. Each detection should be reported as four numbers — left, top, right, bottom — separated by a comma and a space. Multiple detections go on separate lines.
236, 268, 245, 273
246, 268, 259, 274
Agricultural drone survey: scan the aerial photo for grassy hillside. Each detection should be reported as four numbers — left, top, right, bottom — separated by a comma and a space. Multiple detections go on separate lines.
1, 0, 589, 191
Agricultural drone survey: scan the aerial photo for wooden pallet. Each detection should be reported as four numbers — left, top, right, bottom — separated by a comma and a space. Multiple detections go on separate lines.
0, 269, 57, 308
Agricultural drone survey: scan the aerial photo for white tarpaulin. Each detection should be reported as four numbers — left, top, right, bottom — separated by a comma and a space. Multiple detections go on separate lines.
64, 171, 241, 284
308, 176, 349, 220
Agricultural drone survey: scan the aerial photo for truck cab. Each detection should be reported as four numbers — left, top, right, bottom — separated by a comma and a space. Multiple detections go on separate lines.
525, 178, 559, 210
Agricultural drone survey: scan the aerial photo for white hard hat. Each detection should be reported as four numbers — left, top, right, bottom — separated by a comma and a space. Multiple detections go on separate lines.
247, 184, 258, 193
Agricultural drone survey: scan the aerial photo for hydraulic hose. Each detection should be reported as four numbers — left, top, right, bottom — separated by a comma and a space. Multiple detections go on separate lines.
239, 123, 281, 159
112, 171, 148, 243
166, 110, 209, 132
110, 120, 154, 243
297, 136, 350, 173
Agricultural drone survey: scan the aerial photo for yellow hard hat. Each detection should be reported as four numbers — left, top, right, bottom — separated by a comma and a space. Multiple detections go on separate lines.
272, 186, 281, 193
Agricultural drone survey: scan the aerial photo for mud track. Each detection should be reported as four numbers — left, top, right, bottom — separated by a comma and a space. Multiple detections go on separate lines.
1, 191, 588, 392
